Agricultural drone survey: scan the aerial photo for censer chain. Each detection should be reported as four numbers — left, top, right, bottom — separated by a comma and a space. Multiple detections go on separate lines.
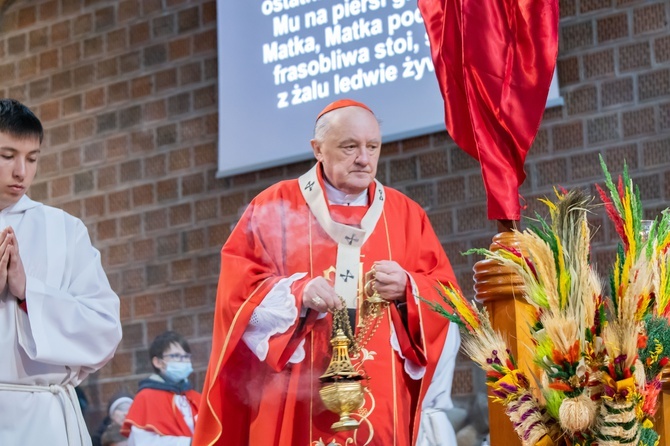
333, 297, 388, 356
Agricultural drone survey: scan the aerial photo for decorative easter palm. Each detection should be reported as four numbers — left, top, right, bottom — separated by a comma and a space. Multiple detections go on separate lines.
426, 156, 670, 446
593, 157, 649, 446
422, 282, 556, 446
465, 189, 604, 444
596, 156, 670, 446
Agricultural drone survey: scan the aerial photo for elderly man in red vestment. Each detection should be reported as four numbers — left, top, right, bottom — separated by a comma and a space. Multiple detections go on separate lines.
193, 99, 458, 446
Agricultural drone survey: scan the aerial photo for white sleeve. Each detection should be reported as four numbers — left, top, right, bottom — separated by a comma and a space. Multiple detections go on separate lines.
417, 323, 461, 446
423, 322, 460, 409
15, 218, 121, 380
242, 272, 306, 361
128, 426, 192, 446
415, 408, 458, 446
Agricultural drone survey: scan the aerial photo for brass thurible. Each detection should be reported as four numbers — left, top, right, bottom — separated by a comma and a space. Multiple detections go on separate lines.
319, 327, 365, 432
319, 285, 388, 432
319, 328, 364, 432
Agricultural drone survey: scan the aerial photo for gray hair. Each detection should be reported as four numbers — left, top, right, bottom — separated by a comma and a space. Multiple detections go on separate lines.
313, 109, 381, 142
313, 114, 331, 142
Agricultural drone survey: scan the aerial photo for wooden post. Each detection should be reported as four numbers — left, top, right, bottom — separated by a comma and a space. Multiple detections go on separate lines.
473, 230, 537, 446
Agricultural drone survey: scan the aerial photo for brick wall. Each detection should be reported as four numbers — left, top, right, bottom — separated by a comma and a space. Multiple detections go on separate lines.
553, 0, 670, 278
0, 0, 669, 431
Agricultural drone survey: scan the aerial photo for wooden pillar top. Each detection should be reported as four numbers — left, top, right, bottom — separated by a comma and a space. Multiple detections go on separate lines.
473, 230, 526, 305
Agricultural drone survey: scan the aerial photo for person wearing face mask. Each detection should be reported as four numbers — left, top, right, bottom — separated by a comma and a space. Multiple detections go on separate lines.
121, 331, 200, 445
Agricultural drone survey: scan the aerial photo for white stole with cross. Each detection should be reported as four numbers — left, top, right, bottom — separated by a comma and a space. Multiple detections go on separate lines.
298, 164, 385, 309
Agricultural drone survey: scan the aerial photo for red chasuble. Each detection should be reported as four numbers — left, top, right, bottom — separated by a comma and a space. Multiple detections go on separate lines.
121, 388, 200, 437
194, 165, 457, 446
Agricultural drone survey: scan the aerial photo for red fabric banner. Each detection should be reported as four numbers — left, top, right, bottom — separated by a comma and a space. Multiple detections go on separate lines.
419, 0, 558, 220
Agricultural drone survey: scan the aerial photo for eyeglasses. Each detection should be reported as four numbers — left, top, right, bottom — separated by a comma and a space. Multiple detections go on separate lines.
162, 353, 192, 362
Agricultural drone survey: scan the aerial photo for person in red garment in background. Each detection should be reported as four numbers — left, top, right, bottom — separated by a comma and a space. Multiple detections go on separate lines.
193, 99, 460, 445
122, 331, 200, 445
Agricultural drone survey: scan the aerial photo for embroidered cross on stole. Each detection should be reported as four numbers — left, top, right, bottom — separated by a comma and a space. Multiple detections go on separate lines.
298, 165, 385, 313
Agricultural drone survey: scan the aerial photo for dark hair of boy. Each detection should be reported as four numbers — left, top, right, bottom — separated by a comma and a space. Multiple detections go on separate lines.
0, 99, 44, 143
149, 331, 191, 373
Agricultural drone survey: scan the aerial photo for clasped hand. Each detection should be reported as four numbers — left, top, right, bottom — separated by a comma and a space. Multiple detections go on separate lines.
368, 260, 407, 302
302, 260, 407, 312
0, 227, 26, 300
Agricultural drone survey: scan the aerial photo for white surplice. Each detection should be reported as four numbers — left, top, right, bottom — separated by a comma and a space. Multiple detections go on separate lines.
417, 322, 461, 446
0, 196, 122, 446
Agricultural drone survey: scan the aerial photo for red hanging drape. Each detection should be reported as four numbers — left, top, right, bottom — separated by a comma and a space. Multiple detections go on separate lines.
419, 0, 559, 220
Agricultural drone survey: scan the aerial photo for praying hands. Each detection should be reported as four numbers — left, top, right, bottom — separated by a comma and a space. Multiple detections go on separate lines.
0, 227, 26, 300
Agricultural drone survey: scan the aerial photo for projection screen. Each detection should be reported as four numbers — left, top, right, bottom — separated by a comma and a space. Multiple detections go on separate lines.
216, 0, 563, 177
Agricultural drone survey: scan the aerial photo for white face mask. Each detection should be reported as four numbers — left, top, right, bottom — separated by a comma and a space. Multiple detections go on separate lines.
163, 361, 193, 382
